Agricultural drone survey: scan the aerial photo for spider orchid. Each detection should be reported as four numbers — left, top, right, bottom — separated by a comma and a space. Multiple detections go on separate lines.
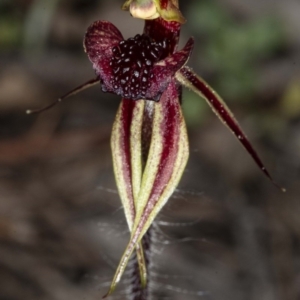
27, 0, 284, 297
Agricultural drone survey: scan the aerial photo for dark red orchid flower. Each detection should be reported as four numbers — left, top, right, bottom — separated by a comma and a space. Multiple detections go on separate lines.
27, 0, 284, 297
84, 20, 194, 101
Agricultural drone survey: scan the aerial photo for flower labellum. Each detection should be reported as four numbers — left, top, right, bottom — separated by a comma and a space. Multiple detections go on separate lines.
84, 21, 193, 101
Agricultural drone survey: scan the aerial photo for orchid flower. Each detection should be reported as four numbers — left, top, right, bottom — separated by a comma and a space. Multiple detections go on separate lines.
27, 0, 284, 297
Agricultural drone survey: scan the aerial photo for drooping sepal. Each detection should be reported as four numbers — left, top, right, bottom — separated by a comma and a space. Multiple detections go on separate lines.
104, 80, 189, 297
176, 66, 285, 191
111, 99, 143, 228
122, 0, 186, 24
111, 99, 148, 288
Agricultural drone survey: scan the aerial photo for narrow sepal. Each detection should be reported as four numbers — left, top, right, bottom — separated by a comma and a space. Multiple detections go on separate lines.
104, 80, 189, 296
111, 99, 148, 287
26, 78, 100, 114
111, 100, 142, 229
176, 67, 285, 191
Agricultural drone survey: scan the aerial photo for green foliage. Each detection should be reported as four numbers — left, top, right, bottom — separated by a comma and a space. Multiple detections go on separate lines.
182, 88, 209, 127
280, 78, 300, 119
186, 0, 285, 102
0, 2, 23, 49
0, 17, 22, 49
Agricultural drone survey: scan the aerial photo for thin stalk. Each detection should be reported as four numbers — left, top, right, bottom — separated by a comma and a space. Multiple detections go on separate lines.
127, 226, 153, 300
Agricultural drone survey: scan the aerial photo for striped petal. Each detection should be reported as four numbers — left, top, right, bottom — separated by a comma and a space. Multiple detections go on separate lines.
111, 99, 147, 287
105, 79, 189, 297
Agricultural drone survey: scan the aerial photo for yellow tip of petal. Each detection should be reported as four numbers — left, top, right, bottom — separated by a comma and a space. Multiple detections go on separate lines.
122, 0, 186, 23
130, 1, 160, 20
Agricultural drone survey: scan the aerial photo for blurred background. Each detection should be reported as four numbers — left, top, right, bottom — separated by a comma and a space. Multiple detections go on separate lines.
0, 0, 300, 299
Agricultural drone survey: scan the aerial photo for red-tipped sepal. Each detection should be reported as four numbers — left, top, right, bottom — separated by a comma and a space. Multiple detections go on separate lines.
176, 66, 285, 191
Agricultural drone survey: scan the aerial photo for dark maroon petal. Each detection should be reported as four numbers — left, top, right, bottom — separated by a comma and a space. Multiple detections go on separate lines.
84, 20, 123, 64
146, 37, 194, 101
176, 66, 285, 191
143, 18, 181, 54
84, 21, 123, 95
